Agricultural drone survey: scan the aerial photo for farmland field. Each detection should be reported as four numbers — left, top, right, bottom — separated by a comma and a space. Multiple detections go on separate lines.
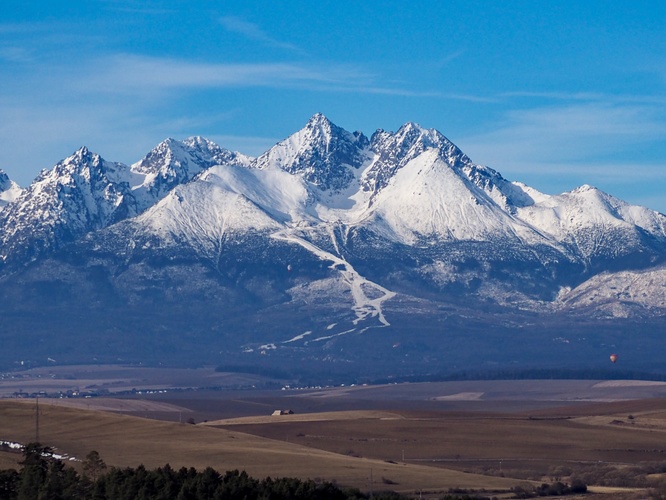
3, 366, 666, 497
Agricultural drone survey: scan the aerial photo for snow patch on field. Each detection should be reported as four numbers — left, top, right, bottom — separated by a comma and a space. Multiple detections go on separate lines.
432, 392, 485, 401
593, 380, 666, 388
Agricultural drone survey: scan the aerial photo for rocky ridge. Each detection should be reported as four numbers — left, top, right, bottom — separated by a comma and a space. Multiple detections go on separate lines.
0, 115, 664, 376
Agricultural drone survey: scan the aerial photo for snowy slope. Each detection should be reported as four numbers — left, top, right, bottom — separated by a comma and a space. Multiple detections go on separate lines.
0, 170, 21, 210
0, 147, 133, 263
201, 162, 312, 224
357, 148, 541, 245
514, 184, 666, 265
0, 138, 249, 266
362, 121, 472, 195
121, 158, 313, 251
556, 264, 666, 318
130, 136, 251, 212
129, 180, 282, 262
253, 113, 369, 192
2, 114, 666, 374
1, 113, 666, 320
87, 116, 666, 291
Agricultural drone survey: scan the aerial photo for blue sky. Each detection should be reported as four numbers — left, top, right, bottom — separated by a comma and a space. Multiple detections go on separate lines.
1, 0, 665, 212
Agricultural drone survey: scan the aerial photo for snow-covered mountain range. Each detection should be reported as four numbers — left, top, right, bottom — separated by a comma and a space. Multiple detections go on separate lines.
1, 114, 664, 377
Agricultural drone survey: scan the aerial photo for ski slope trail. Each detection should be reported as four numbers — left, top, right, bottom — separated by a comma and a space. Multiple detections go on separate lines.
272, 228, 396, 328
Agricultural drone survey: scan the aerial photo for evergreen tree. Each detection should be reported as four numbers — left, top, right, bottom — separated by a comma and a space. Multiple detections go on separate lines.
0, 468, 19, 500
82, 450, 107, 483
17, 443, 52, 500
38, 459, 81, 500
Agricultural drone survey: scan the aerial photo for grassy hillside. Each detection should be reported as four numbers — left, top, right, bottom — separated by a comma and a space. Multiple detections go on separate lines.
211, 405, 666, 467
0, 400, 519, 494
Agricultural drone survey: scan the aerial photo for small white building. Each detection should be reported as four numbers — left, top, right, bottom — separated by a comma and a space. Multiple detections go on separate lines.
271, 409, 294, 416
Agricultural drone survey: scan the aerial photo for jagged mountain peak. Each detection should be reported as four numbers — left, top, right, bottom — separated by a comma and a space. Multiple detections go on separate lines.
132, 136, 245, 175
0, 169, 13, 191
0, 147, 133, 264
569, 185, 666, 233
561, 184, 627, 215
394, 121, 439, 143
35, 146, 128, 185
182, 135, 221, 152
308, 113, 368, 146
57, 146, 128, 179
0, 170, 22, 210
571, 183, 596, 193
133, 137, 196, 174
301, 112, 369, 143
253, 115, 370, 192
62, 145, 96, 166
2, 117, 666, 374
70, 145, 92, 159
361, 122, 471, 195
128, 136, 248, 213
562, 185, 632, 211
70, 145, 85, 156
23, 146, 127, 195
371, 121, 456, 151
305, 112, 333, 130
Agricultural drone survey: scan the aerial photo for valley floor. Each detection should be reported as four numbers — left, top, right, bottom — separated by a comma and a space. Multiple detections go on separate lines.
3, 366, 666, 498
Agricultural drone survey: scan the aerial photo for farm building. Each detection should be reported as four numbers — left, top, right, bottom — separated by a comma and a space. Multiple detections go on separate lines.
271, 409, 294, 416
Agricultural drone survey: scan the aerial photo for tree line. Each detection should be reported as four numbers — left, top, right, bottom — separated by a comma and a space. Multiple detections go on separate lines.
0, 443, 408, 500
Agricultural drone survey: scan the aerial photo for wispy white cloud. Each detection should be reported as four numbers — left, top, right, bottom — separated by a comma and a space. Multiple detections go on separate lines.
219, 16, 301, 52
0, 22, 48, 35
289, 83, 442, 99
0, 99, 158, 172
502, 90, 666, 106
0, 46, 33, 63
95, 0, 175, 15
80, 54, 375, 94
0, 20, 111, 63
501, 91, 607, 101
342, 86, 496, 102
633, 193, 666, 214
491, 161, 666, 181
208, 135, 279, 157
83, 54, 489, 100
432, 50, 466, 68
461, 102, 666, 165
457, 101, 666, 211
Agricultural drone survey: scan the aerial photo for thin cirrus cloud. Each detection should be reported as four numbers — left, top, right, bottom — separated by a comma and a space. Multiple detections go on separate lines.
209, 135, 279, 157
0, 46, 33, 63
81, 54, 373, 94
461, 102, 666, 166
218, 15, 302, 52
73, 54, 490, 100
0, 22, 47, 34
457, 101, 666, 208
74, 53, 467, 99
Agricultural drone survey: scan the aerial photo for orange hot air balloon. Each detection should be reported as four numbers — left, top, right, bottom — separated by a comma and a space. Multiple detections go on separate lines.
610, 354, 618, 363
